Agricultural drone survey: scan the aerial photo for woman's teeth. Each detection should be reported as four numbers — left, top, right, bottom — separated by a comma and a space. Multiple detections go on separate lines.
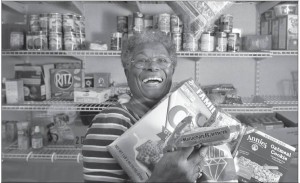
143, 77, 163, 83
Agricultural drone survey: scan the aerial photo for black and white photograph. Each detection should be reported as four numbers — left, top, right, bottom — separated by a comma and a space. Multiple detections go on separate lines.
1, 1, 298, 182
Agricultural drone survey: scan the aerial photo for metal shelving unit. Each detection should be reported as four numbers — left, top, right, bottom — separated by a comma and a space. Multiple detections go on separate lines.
3, 50, 297, 57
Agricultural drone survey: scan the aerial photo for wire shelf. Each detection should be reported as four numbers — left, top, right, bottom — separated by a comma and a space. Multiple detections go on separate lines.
269, 50, 298, 56
177, 51, 272, 58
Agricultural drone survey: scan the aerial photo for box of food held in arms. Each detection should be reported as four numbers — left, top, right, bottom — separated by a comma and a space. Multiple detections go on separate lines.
233, 127, 296, 183
107, 79, 220, 182
50, 69, 84, 99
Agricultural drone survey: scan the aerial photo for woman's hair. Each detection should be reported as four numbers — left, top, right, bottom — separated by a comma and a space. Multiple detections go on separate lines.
121, 29, 177, 68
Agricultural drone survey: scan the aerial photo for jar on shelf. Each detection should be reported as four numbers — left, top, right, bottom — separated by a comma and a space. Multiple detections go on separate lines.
220, 14, 233, 33
111, 32, 122, 50
215, 32, 227, 52
10, 32, 24, 50
158, 13, 171, 34
227, 33, 240, 52
76, 32, 86, 50
133, 12, 144, 33
49, 13, 62, 33
172, 33, 182, 52
29, 14, 40, 32
49, 32, 62, 50
63, 13, 75, 33
117, 16, 128, 33
26, 31, 34, 50
33, 31, 48, 50
200, 31, 215, 52
171, 14, 183, 34
64, 31, 76, 50
39, 13, 49, 33
183, 32, 198, 52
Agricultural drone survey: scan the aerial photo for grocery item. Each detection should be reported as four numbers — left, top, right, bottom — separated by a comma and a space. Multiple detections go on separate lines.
233, 127, 296, 183
49, 13, 63, 33
143, 15, 153, 29
23, 78, 46, 101
76, 32, 86, 50
260, 19, 272, 35
110, 32, 122, 50
278, 15, 298, 50
220, 14, 233, 33
5, 121, 17, 143
16, 121, 30, 149
271, 19, 280, 49
84, 76, 94, 88
31, 126, 43, 149
74, 88, 111, 103
64, 32, 76, 50
93, 73, 111, 88
171, 33, 182, 51
227, 33, 240, 52
158, 13, 171, 34
39, 13, 49, 32
117, 16, 128, 33
10, 32, 24, 50
183, 32, 198, 51
200, 31, 215, 52
171, 14, 183, 33
29, 14, 40, 32
216, 32, 227, 52
63, 14, 75, 32
33, 31, 48, 50
133, 12, 144, 33
242, 35, 272, 51
49, 32, 62, 50
5, 79, 24, 104
75, 15, 85, 33
26, 32, 34, 50
274, 3, 298, 17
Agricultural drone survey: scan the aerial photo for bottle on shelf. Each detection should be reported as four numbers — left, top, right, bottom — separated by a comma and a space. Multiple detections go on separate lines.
31, 126, 43, 149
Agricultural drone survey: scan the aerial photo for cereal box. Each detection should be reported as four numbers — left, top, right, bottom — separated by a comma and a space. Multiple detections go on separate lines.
233, 127, 296, 183
50, 69, 84, 99
107, 79, 226, 182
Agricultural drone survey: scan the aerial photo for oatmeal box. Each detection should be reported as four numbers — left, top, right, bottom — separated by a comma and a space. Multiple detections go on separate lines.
233, 126, 296, 183
107, 79, 220, 182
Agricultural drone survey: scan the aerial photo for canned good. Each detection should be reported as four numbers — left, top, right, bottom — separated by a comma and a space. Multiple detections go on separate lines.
33, 31, 48, 50
133, 12, 144, 33
200, 32, 215, 52
183, 33, 198, 52
39, 14, 49, 32
117, 16, 128, 33
49, 13, 62, 33
64, 31, 76, 50
111, 32, 122, 50
171, 15, 183, 33
49, 32, 62, 50
227, 33, 240, 52
215, 32, 227, 52
76, 33, 86, 50
26, 32, 34, 50
75, 15, 85, 33
158, 13, 171, 34
29, 15, 40, 32
63, 14, 75, 33
144, 15, 153, 29
172, 33, 182, 51
220, 14, 233, 33
10, 32, 24, 50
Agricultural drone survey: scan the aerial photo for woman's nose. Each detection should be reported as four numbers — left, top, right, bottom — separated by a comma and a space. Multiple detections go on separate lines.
145, 61, 160, 71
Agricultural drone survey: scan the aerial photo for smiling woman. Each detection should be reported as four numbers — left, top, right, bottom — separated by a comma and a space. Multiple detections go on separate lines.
82, 29, 206, 183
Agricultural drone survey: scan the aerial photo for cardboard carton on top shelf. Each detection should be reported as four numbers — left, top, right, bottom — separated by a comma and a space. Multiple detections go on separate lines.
278, 15, 298, 50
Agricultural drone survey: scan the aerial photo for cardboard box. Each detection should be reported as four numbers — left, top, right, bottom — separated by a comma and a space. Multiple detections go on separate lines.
93, 73, 110, 88
14, 64, 43, 79
242, 35, 272, 51
234, 127, 296, 183
263, 127, 298, 147
278, 15, 298, 50
5, 79, 24, 104
74, 88, 111, 103
261, 20, 272, 35
271, 19, 280, 49
50, 69, 84, 99
22, 78, 46, 101
107, 79, 220, 182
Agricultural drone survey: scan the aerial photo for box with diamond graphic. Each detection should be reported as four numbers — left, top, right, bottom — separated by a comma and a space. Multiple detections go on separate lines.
233, 127, 296, 183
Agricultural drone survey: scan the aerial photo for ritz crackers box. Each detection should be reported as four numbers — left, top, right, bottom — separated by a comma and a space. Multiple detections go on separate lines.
234, 127, 296, 183
107, 79, 218, 182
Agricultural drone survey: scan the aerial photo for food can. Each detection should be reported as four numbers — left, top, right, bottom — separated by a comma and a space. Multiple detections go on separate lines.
75, 15, 85, 33
39, 13, 49, 32
215, 32, 227, 52
227, 33, 240, 52
10, 32, 24, 50
49, 13, 62, 33
200, 32, 215, 52
26, 32, 34, 50
76, 33, 86, 50
172, 33, 182, 52
183, 33, 198, 52
152, 15, 159, 29
171, 15, 183, 33
49, 32, 62, 50
63, 13, 75, 33
158, 13, 171, 34
33, 31, 48, 50
64, 31, 76, 50
117, 16, 128, 33
220, 14, 233, 33
29, 14, 40, 32
133, 12, 144, 33
144, 15, 153, 29
111, 32, 122, 50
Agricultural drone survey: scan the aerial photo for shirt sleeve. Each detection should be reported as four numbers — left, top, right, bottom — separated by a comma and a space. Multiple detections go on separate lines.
82, 107, 135, 183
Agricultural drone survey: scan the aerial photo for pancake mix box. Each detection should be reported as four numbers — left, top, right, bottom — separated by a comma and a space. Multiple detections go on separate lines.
234, 127, 296, 183
107, 79, 231, 182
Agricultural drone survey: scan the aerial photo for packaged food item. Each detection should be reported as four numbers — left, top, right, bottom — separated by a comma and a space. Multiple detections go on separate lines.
233, 127, 296, 183
171, 14, 183, 33
5, 121, 17, 143
5, 79, 24, 104
63, 13, 75, 32
23, 78, 46, 101
158, 13, 171, 34
16, 121, 30, 149
200, 31, 215, 52
50, 68, 84, 99
271, 19, 280, 49
278, 15, 298, 50
143, 15, 153, 30
260, 19, 272, 35
64, 31, 76, 50
39, 13, 49, 33
49, 13, 63, 33
29, 14, 40, 32
183, 32, 198, 51
10, 32, 24, 50
26, 32, 34, 50
76, 33, 86, 50
274, 3, 298, 17
242, 35, 272, 51
107, 79, 220, 182
84, 76, 94, 88
171, 33, 182, 51
227, 33, 240, 52
31, 126, 43, 149
215, 32, 227, 52
49, 32, 62, 50
117, 16, 128, 33
55, 62, 81, 69
75, 15, 85, 33
220, 14, 233, 33
110, 32, 122, 50
33, 31, 48, 50
93, 73, 111, 88
74, 88, 111, 103
133, 12, 144, 33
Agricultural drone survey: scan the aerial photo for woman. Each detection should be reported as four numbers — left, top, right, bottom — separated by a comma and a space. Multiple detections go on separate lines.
82, 29, 207, 183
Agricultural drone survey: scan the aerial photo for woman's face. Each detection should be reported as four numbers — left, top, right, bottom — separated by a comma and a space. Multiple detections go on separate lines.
125, 42, 175, 103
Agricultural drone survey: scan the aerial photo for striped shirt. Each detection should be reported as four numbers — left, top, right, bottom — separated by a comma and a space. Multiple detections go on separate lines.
82, 103, 140, 183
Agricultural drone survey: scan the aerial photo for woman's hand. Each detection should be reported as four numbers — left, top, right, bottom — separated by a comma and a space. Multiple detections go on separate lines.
147, 146, 208, 183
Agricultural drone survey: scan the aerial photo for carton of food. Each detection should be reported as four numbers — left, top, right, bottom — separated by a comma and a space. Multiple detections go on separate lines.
233, 126, 296, 183
50, 69, 84, 99
278, 15, 298, 50
107, 79, 241, 182
74, 87, 111, 103
5, 79, 24, 104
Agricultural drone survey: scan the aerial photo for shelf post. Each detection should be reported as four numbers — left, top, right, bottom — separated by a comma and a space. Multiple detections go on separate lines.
255, 60, 261, 96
